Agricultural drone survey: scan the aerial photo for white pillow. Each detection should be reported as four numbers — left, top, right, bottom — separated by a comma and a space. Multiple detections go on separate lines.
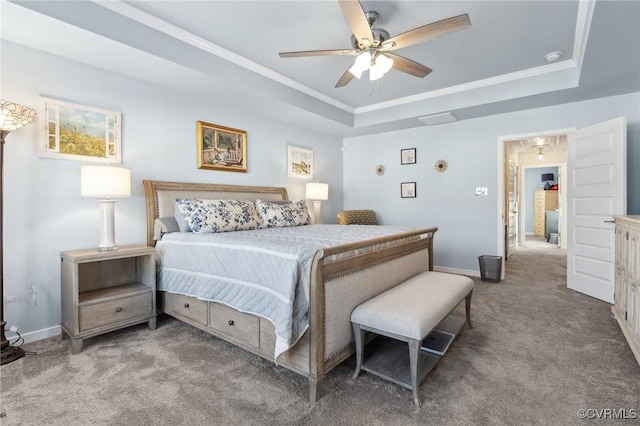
255, 199, 311, 228
153, 217, 180, 240
174, 199, 261, 233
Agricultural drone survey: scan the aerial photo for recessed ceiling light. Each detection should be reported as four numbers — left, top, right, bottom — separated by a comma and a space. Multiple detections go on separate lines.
545, 51, 562, 62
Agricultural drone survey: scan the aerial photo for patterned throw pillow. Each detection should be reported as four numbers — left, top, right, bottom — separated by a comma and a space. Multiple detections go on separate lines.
174, 199, 261, 233
255, 199, 311, 228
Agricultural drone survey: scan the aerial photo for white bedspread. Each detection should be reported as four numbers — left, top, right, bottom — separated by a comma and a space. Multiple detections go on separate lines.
155, 224, 413, 360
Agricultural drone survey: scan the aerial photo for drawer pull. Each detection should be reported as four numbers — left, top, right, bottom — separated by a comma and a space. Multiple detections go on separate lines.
115, 307, 123, 313
184, 303, 190, 308
228, 320, 235, 326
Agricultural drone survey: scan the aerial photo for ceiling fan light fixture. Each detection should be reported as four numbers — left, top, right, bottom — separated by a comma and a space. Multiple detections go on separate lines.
349, 51, 372, 79
369, 63, 385, 81
374, 54, 393, 74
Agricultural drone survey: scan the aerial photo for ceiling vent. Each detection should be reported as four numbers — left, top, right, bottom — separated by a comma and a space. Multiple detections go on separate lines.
418, 112, 459, 126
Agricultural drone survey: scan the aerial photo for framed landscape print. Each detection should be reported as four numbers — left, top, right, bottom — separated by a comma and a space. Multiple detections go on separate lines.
38, 97, 121, 163
287, 145, 313, 179
197, 120, 247, 172
401, 182, 416, 198
401, 148, 416, 165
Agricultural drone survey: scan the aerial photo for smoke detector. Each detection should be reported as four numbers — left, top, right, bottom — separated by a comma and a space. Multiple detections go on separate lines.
545, 51, 562, 62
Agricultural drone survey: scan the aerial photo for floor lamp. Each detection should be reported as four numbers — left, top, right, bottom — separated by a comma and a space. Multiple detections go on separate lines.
0, 100, 36, 365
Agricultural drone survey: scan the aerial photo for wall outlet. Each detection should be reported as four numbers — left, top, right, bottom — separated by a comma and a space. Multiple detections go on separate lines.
475, 187, 488, 196
9, 325, 17, 333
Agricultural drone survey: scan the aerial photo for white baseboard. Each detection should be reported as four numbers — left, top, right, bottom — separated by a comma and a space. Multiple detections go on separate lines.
434, 265, 480, 277
8, 325, 60, 345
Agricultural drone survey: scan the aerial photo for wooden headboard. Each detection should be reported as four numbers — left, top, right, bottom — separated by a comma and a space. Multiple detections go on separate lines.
142, 180, 289, 246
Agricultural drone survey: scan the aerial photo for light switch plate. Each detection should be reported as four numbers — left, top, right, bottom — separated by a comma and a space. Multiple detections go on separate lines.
475, 187, 488, 196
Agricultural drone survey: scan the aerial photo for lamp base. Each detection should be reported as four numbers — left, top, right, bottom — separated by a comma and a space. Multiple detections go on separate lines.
97, 199, 119, 251
1, 345, 25, 365
1, 320, 25, 365
313, 200, 322, 225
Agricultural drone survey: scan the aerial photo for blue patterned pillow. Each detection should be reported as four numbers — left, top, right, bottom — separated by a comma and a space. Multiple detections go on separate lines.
175, 199, 260, 233
255, 199, 311, 228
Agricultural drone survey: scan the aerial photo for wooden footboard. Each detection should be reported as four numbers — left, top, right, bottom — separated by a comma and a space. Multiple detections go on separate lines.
143, 180, 437, 403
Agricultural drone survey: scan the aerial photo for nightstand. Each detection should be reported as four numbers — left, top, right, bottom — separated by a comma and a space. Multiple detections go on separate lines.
60, 245, 156, 353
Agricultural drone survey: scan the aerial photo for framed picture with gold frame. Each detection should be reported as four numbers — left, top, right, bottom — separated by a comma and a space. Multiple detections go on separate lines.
197, 120, 247, 172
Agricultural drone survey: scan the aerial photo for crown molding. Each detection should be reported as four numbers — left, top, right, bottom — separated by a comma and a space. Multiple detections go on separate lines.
93, 0, 355, 114
93, 0, 593, 122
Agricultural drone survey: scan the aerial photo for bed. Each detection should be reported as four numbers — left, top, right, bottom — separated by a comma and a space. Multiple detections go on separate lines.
143, 180, 437, 402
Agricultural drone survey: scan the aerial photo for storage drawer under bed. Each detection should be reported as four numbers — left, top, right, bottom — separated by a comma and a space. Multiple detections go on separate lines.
209, 302, 260, 348
168, 293, 208, 325
161, 292, 260, 348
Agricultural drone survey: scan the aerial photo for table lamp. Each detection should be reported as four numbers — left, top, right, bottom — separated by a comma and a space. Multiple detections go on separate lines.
305, 182, 329, 224
81, 165, 131, 251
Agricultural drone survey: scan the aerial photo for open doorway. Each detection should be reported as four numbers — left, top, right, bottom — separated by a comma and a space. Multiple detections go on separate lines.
497, 118, 625, 299
498, 129, 572, 277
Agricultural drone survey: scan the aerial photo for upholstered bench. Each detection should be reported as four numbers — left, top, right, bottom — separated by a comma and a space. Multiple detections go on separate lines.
351, 271, 474, 407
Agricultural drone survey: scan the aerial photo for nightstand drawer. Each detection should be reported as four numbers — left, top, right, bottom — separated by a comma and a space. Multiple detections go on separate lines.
170, 294, 208, 325
79, 292, 152, 331
209, 302, 259, 347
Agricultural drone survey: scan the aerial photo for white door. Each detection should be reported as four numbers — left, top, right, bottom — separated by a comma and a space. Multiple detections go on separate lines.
567, 116, 627, 303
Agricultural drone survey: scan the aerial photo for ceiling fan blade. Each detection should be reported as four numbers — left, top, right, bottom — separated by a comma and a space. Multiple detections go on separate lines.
382, 14, 471, 51
335, 67, 356, 88
339, 0, 374, 48
279, 49, 358, 58
386, 53, 432, 78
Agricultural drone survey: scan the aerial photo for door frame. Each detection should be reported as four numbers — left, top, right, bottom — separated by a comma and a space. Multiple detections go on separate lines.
497, 127, 576, 276
519, 163, 567, 248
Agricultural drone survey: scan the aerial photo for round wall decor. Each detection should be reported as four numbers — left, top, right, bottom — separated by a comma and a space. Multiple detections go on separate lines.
375, 164, 385, 176
434, 159, 448, 173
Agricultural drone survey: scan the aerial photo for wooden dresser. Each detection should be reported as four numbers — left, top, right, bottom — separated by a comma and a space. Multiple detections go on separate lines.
613, 215, 640, 366
533, 190, 558, 237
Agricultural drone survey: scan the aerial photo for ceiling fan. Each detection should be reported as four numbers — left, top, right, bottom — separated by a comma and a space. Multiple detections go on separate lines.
279, 0, 471, 88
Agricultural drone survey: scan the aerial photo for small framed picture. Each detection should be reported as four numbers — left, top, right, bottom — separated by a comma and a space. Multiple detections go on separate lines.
401, 148, 416, 165
401, 182, 416, 198
287, 145, 313, 179
197, 120, 247, 172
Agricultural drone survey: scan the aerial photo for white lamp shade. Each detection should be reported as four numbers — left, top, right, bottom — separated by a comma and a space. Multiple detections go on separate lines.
348, 51, 372, 79
306, 182, 329, 201
375, 54, 394, 74
81, 165, 131, 198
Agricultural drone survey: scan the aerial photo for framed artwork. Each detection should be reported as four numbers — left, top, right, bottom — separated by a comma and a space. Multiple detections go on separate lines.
38, 97, 122, 163
287, 145, 313, 179
401, 148, 416, 165
401, 182, 416, 198
197, 120, 247, 172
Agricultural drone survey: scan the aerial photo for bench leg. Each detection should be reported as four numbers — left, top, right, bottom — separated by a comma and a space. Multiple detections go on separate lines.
352, 323, 364, 379
465, 290, 473, 329
408, 338, 421, 408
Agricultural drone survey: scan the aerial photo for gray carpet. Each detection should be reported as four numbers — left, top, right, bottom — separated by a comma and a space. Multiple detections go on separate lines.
2, 238, 639, 425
